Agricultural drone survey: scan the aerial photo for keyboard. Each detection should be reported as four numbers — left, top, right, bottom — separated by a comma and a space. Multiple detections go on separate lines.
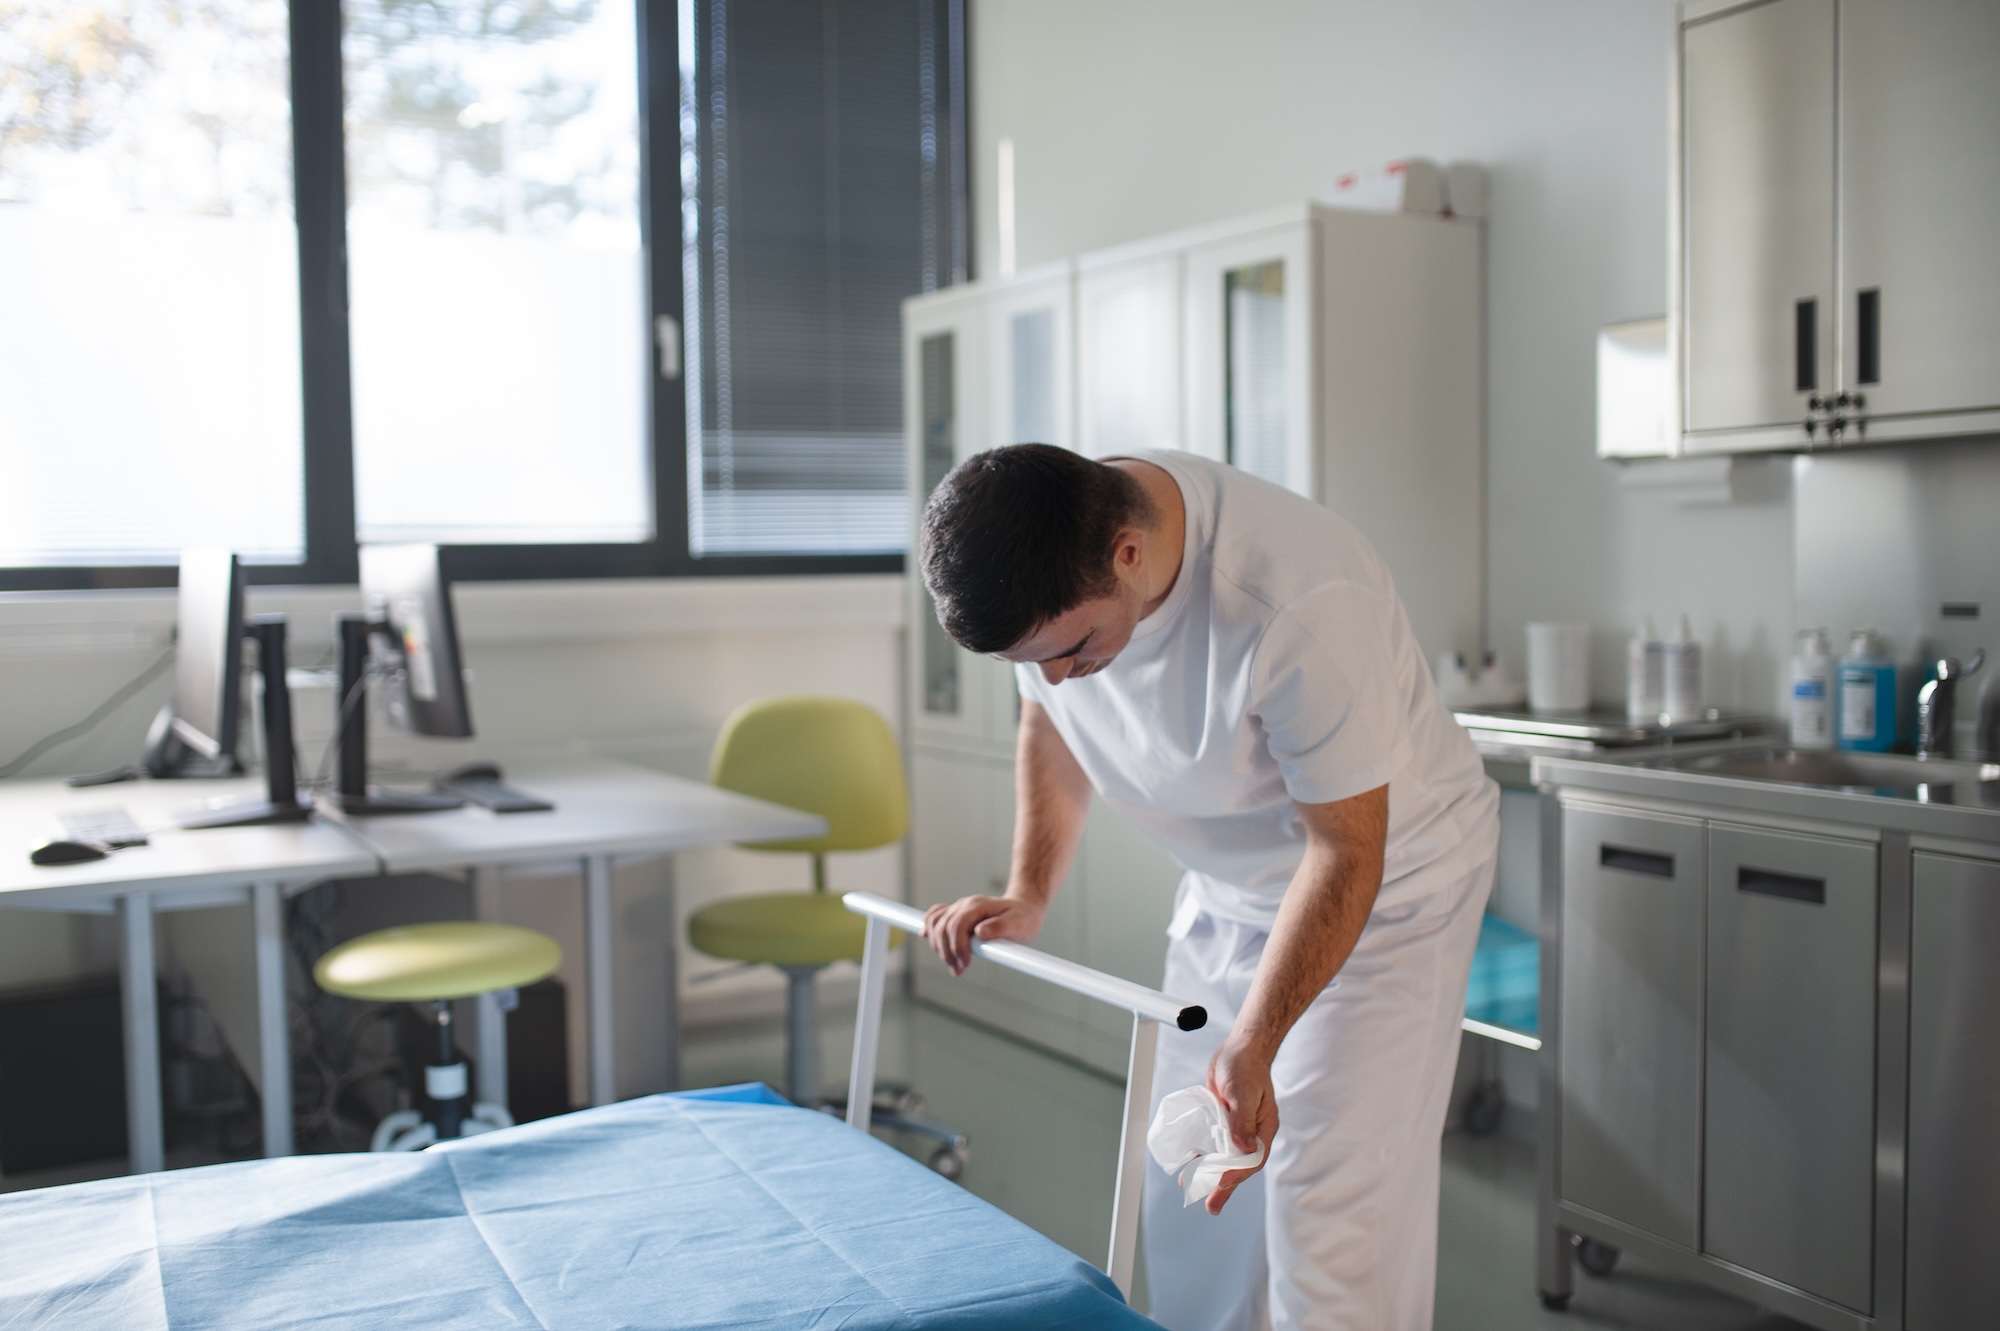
433, 776, 554, 814
59, 807, 150, 848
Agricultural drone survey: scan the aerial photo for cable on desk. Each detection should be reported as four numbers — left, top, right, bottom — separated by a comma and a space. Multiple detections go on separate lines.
0, 646, 175, 779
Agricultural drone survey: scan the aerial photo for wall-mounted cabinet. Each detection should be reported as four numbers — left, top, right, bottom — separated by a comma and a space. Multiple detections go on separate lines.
901, 202, 1483, 1071
1674, 0, 2000, 454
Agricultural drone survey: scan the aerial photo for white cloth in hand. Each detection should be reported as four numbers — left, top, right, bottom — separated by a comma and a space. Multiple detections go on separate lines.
1146, 1085, 1267, 1208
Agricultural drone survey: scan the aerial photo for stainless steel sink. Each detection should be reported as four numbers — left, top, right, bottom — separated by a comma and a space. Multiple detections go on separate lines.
1661, 747, 2000, 792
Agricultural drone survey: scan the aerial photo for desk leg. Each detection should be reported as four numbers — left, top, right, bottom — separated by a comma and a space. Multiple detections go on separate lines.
252, 881, 293, 1157
472, 866, 508, 1111
584, 855, 616, 1106
661, 857, 679, 1092
119, 894, 164, 1175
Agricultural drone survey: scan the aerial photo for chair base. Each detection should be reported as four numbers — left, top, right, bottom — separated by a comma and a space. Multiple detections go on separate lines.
371, 1102, 515, 1152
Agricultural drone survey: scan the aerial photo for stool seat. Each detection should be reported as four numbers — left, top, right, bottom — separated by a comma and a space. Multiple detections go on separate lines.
314, 922, 562, 1002
689, 891, 903, 968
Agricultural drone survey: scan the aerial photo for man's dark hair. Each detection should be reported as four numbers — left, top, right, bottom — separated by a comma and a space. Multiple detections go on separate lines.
919, 444, 1154, 654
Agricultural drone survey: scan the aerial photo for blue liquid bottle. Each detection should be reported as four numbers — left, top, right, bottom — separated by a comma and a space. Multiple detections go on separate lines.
1836, 629, 1897, 752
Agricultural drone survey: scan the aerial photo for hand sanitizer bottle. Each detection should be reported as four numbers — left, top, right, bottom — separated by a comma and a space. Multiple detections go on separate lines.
1627, 617, 1665, 724
1662, 614, 1703, 724
1790, 628, 1834, 749
1837, 629, 1897, 752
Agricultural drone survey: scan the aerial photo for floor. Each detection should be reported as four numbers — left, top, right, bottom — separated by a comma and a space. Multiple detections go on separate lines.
684, 992, 1808, 1331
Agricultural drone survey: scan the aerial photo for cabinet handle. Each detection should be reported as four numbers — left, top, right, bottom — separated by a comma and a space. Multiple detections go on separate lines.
1856, 288, 1880, 386
1737, 866, 1826, 905
1600, 845, 1674, 878
1794, 298, 1818, 393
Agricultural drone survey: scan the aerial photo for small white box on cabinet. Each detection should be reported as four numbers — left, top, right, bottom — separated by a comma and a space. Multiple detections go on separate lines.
1598, 317, 1672, 459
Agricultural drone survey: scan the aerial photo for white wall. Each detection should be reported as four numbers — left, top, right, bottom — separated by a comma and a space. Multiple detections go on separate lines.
974, 0, 1796, 713
0, 576, 904, 1109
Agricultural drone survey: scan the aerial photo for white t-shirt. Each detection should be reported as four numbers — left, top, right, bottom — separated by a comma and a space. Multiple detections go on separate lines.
1017, 451, 1497, 929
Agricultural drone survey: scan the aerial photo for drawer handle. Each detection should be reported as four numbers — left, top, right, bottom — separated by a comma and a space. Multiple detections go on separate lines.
1600, 845, 1674, 878
1856, 288, 1880, 386
1737, 866, 1826, 905
1794, 297, 1818, 393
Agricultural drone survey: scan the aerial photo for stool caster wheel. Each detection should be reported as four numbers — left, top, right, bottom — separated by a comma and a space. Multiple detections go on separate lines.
1578, 1238, 1620, 1277
1463, 1082, 1504, 1137
1539, 1290, 1571, 1312
928, 1144, 967, 1180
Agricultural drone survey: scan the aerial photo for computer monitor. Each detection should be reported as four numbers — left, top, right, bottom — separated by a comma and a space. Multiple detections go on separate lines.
164, 550, 307, 828
168, 549, 246, 768
328, 544, 471, 814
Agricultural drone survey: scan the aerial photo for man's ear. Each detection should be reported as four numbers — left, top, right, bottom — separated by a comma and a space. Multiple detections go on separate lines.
1112, 526, 1146, 571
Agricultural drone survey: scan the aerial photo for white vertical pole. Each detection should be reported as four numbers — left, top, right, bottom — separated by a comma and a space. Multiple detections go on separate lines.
1106, 1014, 1159, 1297
660, 856, 680, 1091
845, 916, 891, 1132
252, 881, 293, 1157
471, 865, 509, 1110
120, 893, 164, 1175
584, 855, 617, 1106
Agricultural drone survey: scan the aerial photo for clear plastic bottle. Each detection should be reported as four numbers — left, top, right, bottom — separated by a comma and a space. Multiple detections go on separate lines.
1661, 614, 1703, 725
1790, 628, 1834, 749
1626, 616, 1665, 724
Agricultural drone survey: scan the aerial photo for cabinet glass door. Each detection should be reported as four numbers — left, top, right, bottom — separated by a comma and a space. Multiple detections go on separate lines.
1680, 0, 1835, 436
1183, 223, 1312, 496
1225, 262, 1288, 485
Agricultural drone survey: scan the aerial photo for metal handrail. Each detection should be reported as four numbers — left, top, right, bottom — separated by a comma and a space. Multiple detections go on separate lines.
840, 891, 1207, 1298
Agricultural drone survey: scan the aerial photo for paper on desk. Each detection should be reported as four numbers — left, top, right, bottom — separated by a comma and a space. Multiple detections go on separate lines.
1147, 1085, 1267, 1208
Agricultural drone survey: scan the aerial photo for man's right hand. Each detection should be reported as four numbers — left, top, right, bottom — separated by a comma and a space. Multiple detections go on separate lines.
922, 895, 1046, 976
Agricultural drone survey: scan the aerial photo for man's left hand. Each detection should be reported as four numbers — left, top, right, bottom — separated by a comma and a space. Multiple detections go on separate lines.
1204, 1037, 1279, 1216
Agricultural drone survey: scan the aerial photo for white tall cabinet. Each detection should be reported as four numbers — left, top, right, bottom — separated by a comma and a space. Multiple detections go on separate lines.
903, 204, 1484, 1074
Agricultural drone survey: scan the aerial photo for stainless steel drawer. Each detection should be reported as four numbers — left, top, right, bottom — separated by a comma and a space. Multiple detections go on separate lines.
1704, 824, 1877, 1314
1559, 802, 1704, 1250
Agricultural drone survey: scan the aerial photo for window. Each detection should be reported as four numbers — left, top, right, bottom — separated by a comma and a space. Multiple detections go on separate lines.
0, 0, 305, 571
0, 0, 966, 589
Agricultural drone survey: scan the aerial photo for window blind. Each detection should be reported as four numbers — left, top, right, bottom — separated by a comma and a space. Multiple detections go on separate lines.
679, 0, 964, 556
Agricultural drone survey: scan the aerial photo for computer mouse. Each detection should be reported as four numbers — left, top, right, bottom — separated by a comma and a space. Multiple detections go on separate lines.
445, 762, 504, 784
31, 839, 110, 866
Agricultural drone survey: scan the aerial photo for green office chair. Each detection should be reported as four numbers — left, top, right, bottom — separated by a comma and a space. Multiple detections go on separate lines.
690, 696, 910, 1107
314, 921, 561, 1151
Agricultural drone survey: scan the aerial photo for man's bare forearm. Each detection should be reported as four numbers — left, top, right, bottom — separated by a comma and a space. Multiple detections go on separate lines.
1228, 786, 1388, 1063
1008, 701, 1093, 909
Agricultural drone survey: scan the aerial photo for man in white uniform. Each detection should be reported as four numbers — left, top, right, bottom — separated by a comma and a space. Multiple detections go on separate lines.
919, 444, 1498, 1331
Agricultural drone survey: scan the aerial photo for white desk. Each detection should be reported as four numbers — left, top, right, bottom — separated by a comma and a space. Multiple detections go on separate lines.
323, 758, 823, 1107
0, 777, 379, 1173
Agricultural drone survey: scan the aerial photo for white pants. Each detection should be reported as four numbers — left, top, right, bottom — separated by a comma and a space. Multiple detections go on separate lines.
1141, 854, 1494, 1331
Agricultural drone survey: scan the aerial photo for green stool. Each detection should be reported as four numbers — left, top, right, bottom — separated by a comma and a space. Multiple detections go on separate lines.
314, 921, 561, 1151
690, 696, 909, 1107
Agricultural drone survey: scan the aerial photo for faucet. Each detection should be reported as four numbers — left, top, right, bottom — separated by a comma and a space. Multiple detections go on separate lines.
1916, 649, 1985, 759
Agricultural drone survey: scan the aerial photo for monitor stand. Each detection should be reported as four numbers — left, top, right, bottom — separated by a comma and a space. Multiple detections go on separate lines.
176, 618, 312, 829
325, 616, 465, 816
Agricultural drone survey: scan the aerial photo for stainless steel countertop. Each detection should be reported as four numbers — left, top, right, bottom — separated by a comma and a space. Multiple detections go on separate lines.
1533, 744, 2000, 848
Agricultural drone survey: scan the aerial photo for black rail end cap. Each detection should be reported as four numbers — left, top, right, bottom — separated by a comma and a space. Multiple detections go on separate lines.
1177, 1006, 1207, 1032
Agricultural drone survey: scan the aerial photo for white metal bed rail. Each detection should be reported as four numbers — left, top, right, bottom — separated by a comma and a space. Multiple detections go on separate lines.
840, 891, 1207, 1298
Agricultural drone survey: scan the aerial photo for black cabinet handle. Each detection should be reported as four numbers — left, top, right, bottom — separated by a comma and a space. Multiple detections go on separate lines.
1601, 845, 1675, 878
1738, 866, 1826, 905
1857, 288, 1880, 386
1795, 298, 1818, 393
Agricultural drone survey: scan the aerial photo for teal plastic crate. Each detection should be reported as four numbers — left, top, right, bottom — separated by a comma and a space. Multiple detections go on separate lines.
1464, 914, 1538, 1037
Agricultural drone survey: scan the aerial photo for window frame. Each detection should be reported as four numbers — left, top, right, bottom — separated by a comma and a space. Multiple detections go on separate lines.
0, 0, 963, 593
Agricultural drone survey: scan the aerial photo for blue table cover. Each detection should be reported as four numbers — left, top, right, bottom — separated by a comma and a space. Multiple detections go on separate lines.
0, 1084, 1157, 1329
1463, 913, 1539, 1035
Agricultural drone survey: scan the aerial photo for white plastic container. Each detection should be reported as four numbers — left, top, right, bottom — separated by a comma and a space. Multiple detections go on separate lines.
1790, 628, 1835, 749
1626, 616, 1665, 723
1526, 622, 1590, 713
1661, 614, 1704, 724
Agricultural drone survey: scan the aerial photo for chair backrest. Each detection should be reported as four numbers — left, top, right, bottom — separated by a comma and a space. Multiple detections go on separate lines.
709, 696, 909, 854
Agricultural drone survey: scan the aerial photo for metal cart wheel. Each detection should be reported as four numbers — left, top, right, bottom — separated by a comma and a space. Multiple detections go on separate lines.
928, 1144, 968, 1180
1463, 1081, 1505, 1137
1577, 1237, 1621, 1277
